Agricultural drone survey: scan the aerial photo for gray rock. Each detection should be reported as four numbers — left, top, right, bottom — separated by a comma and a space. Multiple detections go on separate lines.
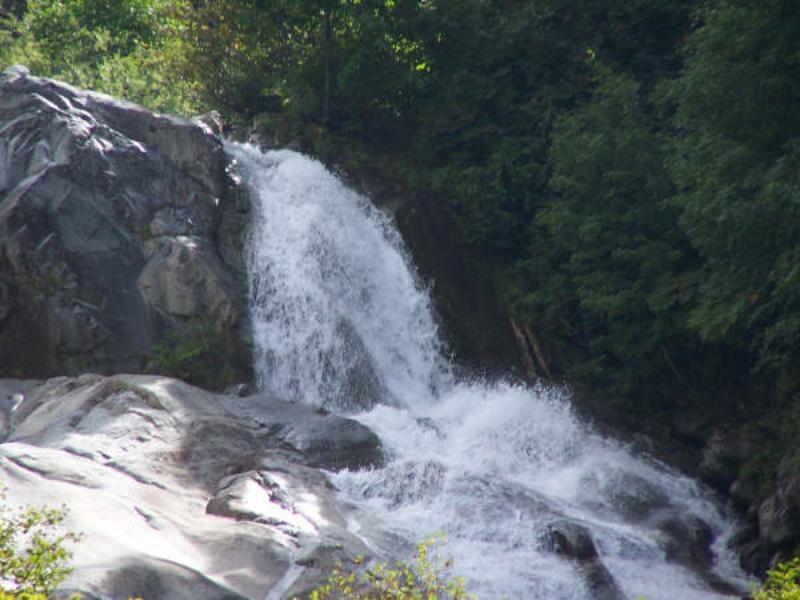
138, 236, 238, 325
542, 520, 598, 560
270, 413, 384, 471
228, 392, 384, 471
101, 557, 250, 600
0, 66, 249, 384
581, 469, 671, 521
0, 374, 376, 600
758, 455, 800, 550
656, 514, 714, 568
540, 520, 624, 600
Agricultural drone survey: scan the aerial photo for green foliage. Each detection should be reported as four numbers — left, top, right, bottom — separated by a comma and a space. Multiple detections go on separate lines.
0, 495, 79, 598
0, 0, 204, 115
147, 322, 233, 390
662, 0, 800, 374
305, 537, 473, 600
754, 557, 800, 600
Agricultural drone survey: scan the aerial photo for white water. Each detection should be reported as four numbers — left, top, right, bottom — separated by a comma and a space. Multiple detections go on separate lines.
228, 143, 751, 599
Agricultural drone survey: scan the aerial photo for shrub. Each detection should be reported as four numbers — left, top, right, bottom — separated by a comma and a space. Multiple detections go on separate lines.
304, 537, 473, 600
755, 557, 800, 600
0, 496, 80, 598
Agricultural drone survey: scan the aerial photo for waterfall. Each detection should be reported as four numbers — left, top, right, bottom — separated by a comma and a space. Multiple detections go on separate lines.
228, 142, 750, 600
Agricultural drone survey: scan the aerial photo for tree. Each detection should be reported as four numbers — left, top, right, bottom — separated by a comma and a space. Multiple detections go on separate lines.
664, 0, 800, 375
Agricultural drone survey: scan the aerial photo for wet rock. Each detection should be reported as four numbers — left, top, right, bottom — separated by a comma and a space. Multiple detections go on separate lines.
542, 520, 598, 560
138, 236, 238, 326
540, 520, 624, 600
182, 417, 261, 489
264, 409, 384, 471
738, 539, 772, 576
224, 382, 253, 398
0, 66, 249, 383
328, 319, 386, 412
729, 522, 759, 548
672, 411, 712, 446
656, 514, 714, 568
359, 460, 446, 507
581, 470, 671, 521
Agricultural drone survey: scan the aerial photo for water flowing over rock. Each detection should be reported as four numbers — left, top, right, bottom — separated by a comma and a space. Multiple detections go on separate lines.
0, 66, 249, 382
231, 142, 753, 599
0, 374, 378, 599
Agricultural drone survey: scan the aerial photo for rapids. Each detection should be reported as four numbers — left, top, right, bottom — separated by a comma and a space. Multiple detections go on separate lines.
227, 143, 751, 599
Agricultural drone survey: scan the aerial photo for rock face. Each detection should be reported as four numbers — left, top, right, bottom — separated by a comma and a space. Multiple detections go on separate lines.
0, 66, 250, 384
0, 374, 382, 599
690, 425, 800, 575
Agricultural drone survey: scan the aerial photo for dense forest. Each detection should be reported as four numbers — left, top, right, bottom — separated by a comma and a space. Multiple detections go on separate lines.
2, 0, 799, 496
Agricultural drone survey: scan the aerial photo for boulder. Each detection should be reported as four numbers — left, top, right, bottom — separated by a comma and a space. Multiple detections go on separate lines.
226, 392, 384, 471
580, 469, 671, 521
542, 519, 598, 560
540, 520, 624, 600
0, 374, 378, 600
0, 66, 250, 385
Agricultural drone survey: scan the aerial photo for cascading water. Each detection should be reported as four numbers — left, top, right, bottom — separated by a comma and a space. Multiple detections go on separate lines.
228, 142, 751, 599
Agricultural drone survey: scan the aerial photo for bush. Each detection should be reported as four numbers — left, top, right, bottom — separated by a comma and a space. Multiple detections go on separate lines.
0, 495, 79, 598
304, 537, 473, 600
755, 557, 800, 600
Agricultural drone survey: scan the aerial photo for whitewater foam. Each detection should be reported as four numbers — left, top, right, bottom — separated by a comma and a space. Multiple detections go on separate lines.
228, 142, 751, 599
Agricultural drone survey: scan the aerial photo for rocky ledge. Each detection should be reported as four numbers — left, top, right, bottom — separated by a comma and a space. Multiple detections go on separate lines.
0, 65, 250, 384
0, 374, 383, 599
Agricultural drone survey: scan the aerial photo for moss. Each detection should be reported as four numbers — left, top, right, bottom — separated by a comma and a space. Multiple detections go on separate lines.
146, 320, 236, 390
138, 223, 153, 240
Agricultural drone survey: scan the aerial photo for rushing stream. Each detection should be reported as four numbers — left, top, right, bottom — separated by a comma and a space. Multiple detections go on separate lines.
228, 143, 751, 599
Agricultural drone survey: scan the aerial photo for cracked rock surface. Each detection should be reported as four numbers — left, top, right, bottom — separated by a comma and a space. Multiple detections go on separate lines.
0, 65, 250, 381
0, 374, 382, 600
